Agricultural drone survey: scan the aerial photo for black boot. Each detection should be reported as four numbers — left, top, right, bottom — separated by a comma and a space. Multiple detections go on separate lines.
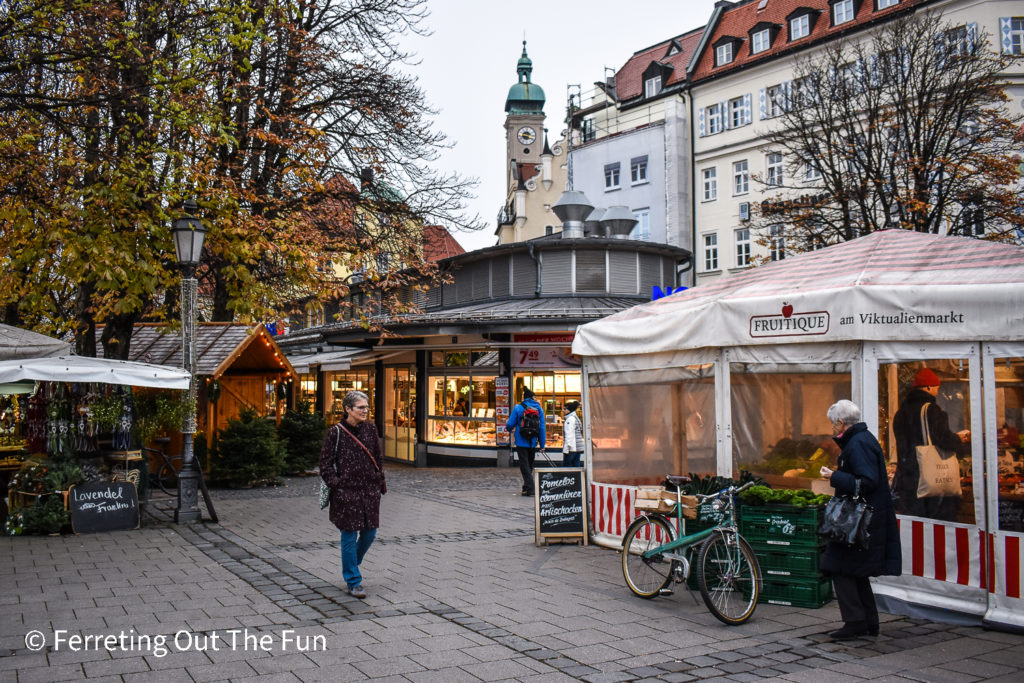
830, 621, 868, 640
867, 620, 879, 636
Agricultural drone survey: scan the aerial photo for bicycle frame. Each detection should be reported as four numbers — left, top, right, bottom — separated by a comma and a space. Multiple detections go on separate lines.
637, 484, 748, 561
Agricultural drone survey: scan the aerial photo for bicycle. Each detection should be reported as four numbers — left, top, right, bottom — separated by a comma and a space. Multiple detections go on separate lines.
620, 476, 761, 626
143, 437, 181, 495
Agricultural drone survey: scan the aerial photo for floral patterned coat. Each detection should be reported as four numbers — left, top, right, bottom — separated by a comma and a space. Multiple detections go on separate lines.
320, 421, 386, 532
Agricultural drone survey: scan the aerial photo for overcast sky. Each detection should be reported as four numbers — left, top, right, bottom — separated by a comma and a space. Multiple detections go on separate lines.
403, 0, 717, 253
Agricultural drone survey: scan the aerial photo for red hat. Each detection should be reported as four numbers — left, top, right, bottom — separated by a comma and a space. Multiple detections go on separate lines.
913, 368, 940, 387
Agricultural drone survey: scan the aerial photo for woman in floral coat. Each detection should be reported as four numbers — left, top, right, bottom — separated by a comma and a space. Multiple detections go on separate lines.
320, 390, 386, 598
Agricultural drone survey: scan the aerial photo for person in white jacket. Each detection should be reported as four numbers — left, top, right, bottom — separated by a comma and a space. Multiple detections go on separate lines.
561, 401, 584, 467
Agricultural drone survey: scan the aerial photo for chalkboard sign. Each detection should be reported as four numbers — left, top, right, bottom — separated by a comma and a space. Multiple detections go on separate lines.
534, 467, 588, 545
69, 481, 140, 534
999, 498, 1024, 532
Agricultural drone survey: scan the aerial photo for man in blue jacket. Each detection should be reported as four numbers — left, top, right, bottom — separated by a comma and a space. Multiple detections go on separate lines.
506, 388, 546, 496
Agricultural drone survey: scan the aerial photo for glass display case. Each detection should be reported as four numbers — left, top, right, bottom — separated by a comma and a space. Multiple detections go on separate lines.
427, 374, 497, 446
512, 371, 582, 449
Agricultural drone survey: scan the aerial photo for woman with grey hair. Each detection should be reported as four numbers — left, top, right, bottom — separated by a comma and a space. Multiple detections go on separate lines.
819, 399, 901, 639
320, 390, 386, 599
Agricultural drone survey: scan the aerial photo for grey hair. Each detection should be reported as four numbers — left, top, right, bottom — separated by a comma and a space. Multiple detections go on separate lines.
827, 399, 862, 425
342, 390, 370, 412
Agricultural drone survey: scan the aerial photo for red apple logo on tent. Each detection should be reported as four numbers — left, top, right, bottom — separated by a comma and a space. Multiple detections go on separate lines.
782, 302, 793, 318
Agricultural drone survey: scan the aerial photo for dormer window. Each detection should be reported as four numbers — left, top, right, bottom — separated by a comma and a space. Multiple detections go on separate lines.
787, 8, 820, 41
876, 0, 898, 7
751, 29, 771, 53
830, 0, 856, 26
713, 36, 741, 66
645, 75, 662, 98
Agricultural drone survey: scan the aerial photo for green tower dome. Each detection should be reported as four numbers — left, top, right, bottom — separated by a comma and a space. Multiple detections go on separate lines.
505, 41, 545, 115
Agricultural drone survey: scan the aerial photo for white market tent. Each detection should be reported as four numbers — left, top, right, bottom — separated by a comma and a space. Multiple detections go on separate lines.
0, 355, 190, 390
572, 230, 1024, 629
0, 324, 70, 360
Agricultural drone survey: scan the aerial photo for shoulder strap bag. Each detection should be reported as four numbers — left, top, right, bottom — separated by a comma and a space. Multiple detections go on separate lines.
819, 478, 875, 550
318, 426, 341, 510
338, 423, 382, 472
915, 403, 962, 498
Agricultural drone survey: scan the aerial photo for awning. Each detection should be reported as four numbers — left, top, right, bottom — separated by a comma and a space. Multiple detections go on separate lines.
287, 348, 369, 373
0, 356, 191, 389
0, 324, 70, 360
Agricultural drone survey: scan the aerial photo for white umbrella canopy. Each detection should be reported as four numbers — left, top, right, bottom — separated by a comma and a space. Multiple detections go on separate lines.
0, 324, 69, 360
0, 356, 190, 390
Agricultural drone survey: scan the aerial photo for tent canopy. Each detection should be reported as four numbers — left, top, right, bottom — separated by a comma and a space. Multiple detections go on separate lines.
0, 356, 190, 389
0, 324, 69, 360
573, 231, 1024, 360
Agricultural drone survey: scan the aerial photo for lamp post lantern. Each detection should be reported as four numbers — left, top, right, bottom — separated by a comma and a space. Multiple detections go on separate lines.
172, 199, 207, 523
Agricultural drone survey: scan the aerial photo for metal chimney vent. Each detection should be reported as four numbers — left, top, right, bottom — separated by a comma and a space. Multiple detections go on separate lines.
600, 205, 637, 240
552, 190, 594, 239
583, 207, 605, 237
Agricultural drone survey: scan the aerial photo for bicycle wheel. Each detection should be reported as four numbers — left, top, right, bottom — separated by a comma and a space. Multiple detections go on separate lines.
156, 461, 179, 495
697, 530, 760, 625
621, 516, 675, 598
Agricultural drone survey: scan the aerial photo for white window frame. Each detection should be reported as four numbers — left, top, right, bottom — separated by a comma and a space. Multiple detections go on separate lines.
735, 228, 751, 267
733, 160, 749, 195
632, 209, 651, 241
729, 96, 745, 128
790, 14, 810, 40
604, 162, 620, 190
707, 103, 723, 135
703, 233, 719, 271
766, 84, 784, 117
766, 153, 784, 187
945, 25, 970, 57
833, 0, 854, 26
876, 0, 898, 8
769, 225, 786, 261
630, 156, 648, 184
702, 168, 718, 201
645, 75, 662, 98
805, 159, 822, 181
751, 29, 771, 54
1012, 18, 1024, 55
715, 42, 734, 66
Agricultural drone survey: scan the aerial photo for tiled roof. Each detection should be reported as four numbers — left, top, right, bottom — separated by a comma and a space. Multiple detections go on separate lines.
615, 28, 705, 102
690, 0, 927, 83
422, 225, 465, 263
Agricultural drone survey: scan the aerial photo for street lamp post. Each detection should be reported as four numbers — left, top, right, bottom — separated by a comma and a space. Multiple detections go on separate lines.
171, 199, 207, 523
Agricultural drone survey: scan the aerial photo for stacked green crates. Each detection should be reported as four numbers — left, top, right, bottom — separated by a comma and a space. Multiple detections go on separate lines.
739, 504, 833, 608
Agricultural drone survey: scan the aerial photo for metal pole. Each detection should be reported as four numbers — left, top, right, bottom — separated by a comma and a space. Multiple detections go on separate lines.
175, 272, 201, 523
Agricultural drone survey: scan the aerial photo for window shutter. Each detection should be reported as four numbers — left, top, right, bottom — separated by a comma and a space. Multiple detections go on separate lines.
783, 80, 793, 110
967, 22, 978, 51
1000, 18, 1012, 54
758, 88, 766, 119
720, 100, 729, 129
742, 93, 752, 125
698, 106, 705, 136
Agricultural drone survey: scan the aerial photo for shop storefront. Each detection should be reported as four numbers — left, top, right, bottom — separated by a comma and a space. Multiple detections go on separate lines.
572, 230, 1024, 630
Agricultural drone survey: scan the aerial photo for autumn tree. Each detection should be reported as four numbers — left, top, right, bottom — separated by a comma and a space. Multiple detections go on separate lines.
752, 11, 1024, 254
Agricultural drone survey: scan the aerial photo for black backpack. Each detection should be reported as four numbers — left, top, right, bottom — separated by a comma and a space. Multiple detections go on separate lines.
519, 403, 541, 441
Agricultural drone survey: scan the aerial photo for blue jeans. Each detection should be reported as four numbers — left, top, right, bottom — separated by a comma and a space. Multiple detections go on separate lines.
340, 528, 377, 588
562, 451, 582, 467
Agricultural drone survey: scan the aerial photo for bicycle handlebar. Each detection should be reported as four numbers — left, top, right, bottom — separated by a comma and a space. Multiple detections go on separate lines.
695, 480, 756, 504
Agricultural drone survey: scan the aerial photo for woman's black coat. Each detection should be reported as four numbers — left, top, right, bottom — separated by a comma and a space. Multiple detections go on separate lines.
320, 421, 385, 532
821, 422, 902, 578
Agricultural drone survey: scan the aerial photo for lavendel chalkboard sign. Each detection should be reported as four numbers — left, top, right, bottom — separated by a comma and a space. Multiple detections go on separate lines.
533, 467, 589, 545
69, 481, 140, 533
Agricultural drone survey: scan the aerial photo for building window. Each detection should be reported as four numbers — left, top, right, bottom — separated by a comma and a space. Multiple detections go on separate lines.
766, 153, 784, 187
645, 75, 662, 98
703, 233, 719, 271
631, 156, 648, 184
604, 162, 620, 189
805, 159, 821, 181
715, 42, 734, 66
735, 228, 751, 267
733, 160, 749, 195
702, 168, 718, 201
769, 225, 785, 261
876, 0, 898, 8
545, 225, 554, 235
729, 96, 747, 128
766, 84, 785, 117
632, 209, 650, 240
944, 26, 970, 57
751, 29, 771, 54
707, 103, 724, 134
1010, 18, 1024, 55
790, 14, 810, 40
306, 304, 325, 328
832, 0, 854, 26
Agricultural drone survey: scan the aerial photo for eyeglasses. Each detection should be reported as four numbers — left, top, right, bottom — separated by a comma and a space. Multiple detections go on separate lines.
352, 405, 370, 411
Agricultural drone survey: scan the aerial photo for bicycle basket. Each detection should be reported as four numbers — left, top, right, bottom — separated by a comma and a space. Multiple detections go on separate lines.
634, 486, 698, 518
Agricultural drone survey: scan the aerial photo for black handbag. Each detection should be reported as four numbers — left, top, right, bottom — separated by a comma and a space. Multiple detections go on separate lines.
819, 478, 874, 550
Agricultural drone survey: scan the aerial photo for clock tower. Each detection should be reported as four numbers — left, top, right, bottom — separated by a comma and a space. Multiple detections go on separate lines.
503, 41, 546, 191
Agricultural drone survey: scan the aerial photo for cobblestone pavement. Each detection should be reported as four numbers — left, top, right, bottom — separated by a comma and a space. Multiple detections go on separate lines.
2, 464, 1023, 681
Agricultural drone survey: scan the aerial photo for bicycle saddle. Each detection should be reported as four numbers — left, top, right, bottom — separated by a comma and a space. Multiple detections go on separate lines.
664, 474, 691, 486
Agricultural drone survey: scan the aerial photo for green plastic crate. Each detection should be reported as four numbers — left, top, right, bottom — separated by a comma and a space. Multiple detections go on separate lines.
760, 576, 833, 608
753, 547, 823, 579
739, 504, 824, 549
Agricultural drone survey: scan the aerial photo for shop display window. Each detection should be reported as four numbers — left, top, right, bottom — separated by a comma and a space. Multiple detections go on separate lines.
878, 359, 975, 525
298, 374, 317, 409
326, 370, 374, 422
588, 365, 715, 485
512, 372, 582, 449
427, 373, 497, 446
730, 363, 850, 489
992, 357, 1024, 531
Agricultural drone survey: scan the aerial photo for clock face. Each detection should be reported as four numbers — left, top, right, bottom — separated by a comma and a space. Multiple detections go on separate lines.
517, 126, 537, 145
